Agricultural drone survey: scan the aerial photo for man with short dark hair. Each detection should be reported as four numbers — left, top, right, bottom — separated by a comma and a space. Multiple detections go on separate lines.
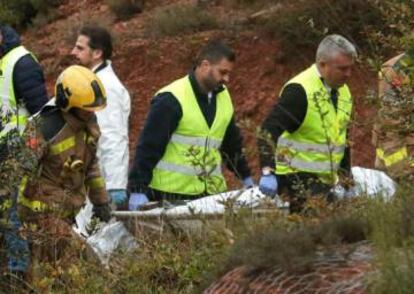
128, 40, 253, 209
71, 25, 131, 210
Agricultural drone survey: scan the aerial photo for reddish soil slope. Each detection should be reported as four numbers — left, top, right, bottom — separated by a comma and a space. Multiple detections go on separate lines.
23, 0, 376, 187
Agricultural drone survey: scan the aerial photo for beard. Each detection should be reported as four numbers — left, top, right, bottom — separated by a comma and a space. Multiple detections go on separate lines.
204, 72, 223, 92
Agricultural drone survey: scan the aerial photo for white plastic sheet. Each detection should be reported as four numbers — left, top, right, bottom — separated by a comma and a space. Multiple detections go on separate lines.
76, 167, 395, 264
114, 167, 396, 219
165, 186, 288, 216
73, 200, 138, 265
113, 187, 289, 218
351, 166, 396, 199
87, 220, 138, 265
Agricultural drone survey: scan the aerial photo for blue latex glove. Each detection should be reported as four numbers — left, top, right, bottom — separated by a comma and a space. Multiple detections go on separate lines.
259, 174, 278, 197
108, 189, 128, 207
242, 176, 254, 188
129, 193, 149, 211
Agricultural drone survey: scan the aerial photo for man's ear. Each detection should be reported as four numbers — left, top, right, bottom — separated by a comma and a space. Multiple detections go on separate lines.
201, 59, 210, 67
199, 59, 211, 71
319, 60, 328, 67
92, 49, 103, 61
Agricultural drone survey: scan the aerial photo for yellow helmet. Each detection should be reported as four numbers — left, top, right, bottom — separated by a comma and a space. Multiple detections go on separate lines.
55, 65, 107, 112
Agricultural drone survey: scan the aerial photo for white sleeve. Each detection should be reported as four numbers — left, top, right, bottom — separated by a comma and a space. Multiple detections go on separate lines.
96, 84, 131, 190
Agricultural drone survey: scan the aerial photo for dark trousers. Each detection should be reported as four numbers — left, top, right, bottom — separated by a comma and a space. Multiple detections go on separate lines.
277, 173, 333, 214
147, 188, 208, 206
2, 192, 30, 273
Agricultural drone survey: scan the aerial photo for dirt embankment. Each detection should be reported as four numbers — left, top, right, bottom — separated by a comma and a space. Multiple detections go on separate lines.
23, 0, 376, 186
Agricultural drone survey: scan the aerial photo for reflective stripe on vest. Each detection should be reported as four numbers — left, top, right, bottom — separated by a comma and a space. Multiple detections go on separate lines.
150, 75, 234, 195
0, 46, 32, 138
285, 158, 340, 173
170, 133, 222, 149
0, 113, 28, 136
278, 137, 345, 154
275, 64, 352, 184
155, 160, 221, 176
376, 147, 413, 167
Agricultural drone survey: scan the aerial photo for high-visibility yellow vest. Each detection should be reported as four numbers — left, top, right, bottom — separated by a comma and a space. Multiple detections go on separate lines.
275, 64, 353, 184
150, 75, 234, 195
0, 46, 33, 138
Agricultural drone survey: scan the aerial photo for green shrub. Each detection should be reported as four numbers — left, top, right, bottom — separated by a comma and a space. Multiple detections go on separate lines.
227, 0, 280, 9
0, 1, 36, 28
364, 0, 414, 64
104, 0, 144, 21
30, 0, 64, 12
255, 0, 383, 51
221, 211, 369, 274
365, 183, 414, 293
147, 4, 219, 37
0, 0, 64, 29
22, 222, 231, 293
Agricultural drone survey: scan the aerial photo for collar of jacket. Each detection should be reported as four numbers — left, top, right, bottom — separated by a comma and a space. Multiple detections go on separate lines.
93, 60, 108, 74
188, 70, 225, 102
0, 25, 21, 56
62, 110, 100, 139
63, 111, 87, 132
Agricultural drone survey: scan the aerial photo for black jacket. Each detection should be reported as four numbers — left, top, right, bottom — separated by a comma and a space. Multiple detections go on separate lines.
0, 25, 48, 115
258, 83, 351, 175
129, 71, 251, 195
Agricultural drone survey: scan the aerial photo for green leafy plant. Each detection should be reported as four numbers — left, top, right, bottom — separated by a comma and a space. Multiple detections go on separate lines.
0, 0, 64, 28
146, 4, 220, 37
250, 0, 382, 53
104, 0, 144, 21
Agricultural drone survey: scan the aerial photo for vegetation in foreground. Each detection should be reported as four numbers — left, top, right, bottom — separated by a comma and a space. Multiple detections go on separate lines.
1, 0, 414, 292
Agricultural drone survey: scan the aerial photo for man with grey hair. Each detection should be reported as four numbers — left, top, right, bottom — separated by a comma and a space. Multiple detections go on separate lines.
257, 34, 357, 213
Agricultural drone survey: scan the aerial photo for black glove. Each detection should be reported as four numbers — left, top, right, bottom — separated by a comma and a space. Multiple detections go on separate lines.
92, 203, 112, 222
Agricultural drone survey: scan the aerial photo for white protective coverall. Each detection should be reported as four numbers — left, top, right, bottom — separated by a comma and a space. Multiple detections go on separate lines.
94, 61, 131, 190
